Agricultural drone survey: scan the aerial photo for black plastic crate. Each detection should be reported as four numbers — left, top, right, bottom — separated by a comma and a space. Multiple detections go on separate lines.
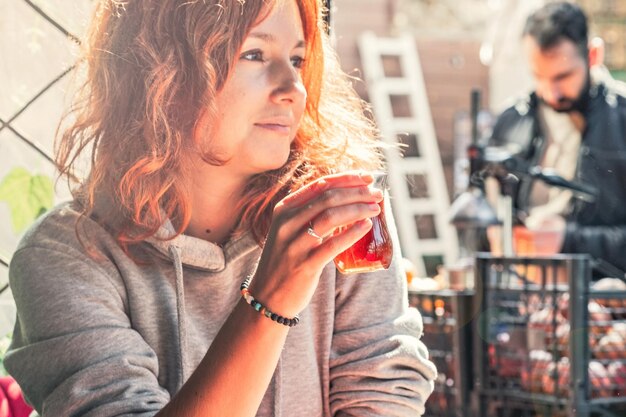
410, 289, 475, 417
473, 253, 626, 417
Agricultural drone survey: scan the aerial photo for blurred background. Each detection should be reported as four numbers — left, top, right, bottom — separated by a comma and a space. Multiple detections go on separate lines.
3, 0, 626, 343
2, 1, 626, 413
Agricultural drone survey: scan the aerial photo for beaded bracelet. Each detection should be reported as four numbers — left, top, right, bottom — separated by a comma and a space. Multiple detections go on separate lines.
240, 276, 300, 327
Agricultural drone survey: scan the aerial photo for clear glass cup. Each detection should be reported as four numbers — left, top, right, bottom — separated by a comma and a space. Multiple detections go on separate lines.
334, 172, 393, 273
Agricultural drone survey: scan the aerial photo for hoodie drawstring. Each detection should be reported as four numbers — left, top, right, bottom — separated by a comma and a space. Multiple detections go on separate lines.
168, 244, 282, 414
169, 245, 188, 389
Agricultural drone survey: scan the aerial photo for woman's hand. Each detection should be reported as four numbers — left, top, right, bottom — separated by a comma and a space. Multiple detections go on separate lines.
249, 171, 384, 317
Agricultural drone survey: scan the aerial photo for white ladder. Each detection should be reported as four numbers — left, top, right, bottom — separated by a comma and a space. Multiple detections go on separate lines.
358, 31, 458, 277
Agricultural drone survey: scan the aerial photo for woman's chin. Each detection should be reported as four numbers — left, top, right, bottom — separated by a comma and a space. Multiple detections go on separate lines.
260, 149, 291, 171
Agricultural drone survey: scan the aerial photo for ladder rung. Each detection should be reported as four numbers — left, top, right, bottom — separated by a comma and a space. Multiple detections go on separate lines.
397, 158, 430, 173
388, 118, 424, 133
387, 159, 444, 178
364, 37, 412, 55
371, 78, 412, 94
405, 200, 438, 214
417, 247, 450, 256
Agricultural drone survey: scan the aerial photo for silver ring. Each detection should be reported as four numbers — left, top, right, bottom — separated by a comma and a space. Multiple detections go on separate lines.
307, 223, 322, 240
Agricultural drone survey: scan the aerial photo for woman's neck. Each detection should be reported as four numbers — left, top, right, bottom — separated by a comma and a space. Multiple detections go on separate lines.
185, 171, 248, 245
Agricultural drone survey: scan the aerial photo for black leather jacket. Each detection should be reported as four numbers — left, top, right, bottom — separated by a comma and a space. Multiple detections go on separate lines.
488, 78, 626, 275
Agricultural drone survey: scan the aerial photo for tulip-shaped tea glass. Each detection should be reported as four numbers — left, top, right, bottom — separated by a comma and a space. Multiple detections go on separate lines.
334, 172, 393, 273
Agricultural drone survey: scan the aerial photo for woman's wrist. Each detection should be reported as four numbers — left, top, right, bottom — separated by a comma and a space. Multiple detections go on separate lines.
240, 277, 300, 327
247, 275, 303, 319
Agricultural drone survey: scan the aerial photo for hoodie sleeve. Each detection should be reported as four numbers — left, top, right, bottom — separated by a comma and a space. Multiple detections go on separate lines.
5, 245, 170, 417
328, 210, 437, 416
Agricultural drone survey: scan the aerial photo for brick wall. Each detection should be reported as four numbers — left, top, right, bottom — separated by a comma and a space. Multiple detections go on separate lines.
332, 0, 397, 97
332, 0, 490, 200
416, 38, 490, 198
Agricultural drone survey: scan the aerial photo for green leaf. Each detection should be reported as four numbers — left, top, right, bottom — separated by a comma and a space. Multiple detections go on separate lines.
0, 167, 54, 233
29, 174, 55, 213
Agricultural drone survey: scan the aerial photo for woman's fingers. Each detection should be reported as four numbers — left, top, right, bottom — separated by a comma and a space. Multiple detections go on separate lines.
308, 201, 381, 239
275, 184, 382, 245
269, 172, 385, 257
304, 218, 373, 265
281, 171, 374, 209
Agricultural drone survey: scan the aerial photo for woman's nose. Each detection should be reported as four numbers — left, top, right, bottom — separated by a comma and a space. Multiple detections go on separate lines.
269, 61, 307, 106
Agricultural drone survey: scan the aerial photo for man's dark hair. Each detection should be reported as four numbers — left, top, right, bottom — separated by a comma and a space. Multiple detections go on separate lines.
523, 2, 589, 58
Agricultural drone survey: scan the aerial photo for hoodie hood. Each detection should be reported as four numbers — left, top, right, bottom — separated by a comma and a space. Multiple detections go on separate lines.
146, 219, 260, 272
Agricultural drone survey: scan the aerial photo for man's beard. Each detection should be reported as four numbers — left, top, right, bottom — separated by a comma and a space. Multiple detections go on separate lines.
541, 70, 591, 114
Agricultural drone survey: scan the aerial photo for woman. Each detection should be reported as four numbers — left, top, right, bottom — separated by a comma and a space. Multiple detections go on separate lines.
6, 0, 436, 416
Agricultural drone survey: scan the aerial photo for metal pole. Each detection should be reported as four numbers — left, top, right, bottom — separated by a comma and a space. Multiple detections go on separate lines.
499, 195, 513, 256
473, 255, 489, 417
569, 255, 591, 417
470, 89, 480, 146
468, 89, 484, 179
454, 293, 473, 417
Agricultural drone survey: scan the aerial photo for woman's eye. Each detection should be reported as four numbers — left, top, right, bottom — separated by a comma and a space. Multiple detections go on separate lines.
241, 49, 264, 62
291, 56, 305, 69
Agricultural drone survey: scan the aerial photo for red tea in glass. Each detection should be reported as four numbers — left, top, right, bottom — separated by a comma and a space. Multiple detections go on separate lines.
334, 173, 393, 273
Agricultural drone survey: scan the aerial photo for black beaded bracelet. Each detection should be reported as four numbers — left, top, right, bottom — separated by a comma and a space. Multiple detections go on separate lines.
240, 277, 300, 327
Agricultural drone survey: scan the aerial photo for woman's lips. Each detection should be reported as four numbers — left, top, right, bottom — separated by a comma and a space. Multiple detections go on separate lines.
254, 123, 291, 134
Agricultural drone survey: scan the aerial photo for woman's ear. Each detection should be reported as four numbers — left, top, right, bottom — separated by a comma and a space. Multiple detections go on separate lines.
588, 36, 605, 68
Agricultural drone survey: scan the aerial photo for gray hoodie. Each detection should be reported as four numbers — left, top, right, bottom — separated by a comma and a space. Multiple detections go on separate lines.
6, 202, 436, 416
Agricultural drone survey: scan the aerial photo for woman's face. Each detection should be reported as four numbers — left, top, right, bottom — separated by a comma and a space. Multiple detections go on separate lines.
200, 0, 307, 176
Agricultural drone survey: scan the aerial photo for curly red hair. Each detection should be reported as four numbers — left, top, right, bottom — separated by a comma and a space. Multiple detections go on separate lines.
56, 0, 384, 250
